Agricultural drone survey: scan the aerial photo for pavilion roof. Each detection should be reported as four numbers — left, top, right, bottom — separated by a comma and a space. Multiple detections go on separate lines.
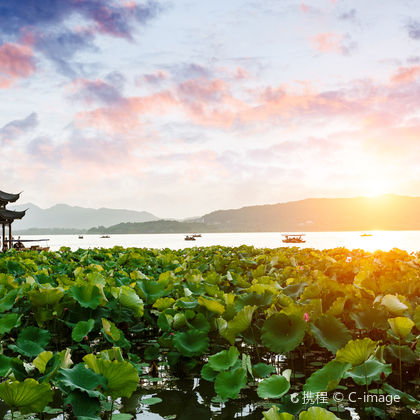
0, 208, 26, 222
0, 190, 21, 204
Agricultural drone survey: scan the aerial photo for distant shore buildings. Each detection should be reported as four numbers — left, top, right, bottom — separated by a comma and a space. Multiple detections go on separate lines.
0, 190, 26, 251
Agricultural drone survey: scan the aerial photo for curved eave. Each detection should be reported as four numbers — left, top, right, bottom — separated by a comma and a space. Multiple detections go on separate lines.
0, 208, 26, 222
0, 190, 21, 204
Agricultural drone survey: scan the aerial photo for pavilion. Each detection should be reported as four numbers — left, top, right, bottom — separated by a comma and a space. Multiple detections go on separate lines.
0, 190, 26, 251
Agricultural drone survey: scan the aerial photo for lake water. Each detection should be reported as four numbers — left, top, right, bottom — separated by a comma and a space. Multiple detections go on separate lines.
17, 231, 420, 253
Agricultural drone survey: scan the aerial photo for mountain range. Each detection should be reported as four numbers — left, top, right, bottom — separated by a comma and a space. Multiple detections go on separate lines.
11, 195, 420, 234
11, 203, 158, 231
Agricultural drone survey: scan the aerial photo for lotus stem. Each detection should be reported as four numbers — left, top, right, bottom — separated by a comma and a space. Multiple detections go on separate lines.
363, 361, 369, 395
398, 338, 402, 390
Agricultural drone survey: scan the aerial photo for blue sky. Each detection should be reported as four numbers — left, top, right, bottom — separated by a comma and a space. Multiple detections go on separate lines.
1, 0, 420, 218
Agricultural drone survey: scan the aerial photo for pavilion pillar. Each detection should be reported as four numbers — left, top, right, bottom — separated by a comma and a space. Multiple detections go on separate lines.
8, 222, 11, 250
1, 223, 4, 252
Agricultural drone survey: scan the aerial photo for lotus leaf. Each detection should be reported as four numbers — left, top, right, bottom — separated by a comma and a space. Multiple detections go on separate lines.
135, 280, 166, 304
219, 305, 256, 344
414, 305, 420, 330
0, 378, 53, 414
309, 315, 351, 353
141, 397, 162, 405
350, 308, 388, 330
83, 356, 139, 399
153, 297, 175, 310
201, 363, 218, 382
381, 295, 408, 315
0, 354, 12, 376
33, 351, 54, 373
28, 286, 64, 306
261, 313, 306, 354
345, 358, 392, 385
102, 318, 121, 341
69, 284, 103, 309
387, 317, 415, 339
384, 344, 417, 364
187, 313, 211, 332
0, 289, 20, 312
198, 296, 225, 314
304, 360, 350, 392
0, 313, 21, 335
257, 375, 290, 399
382, 383, 419, 407
262, 406, 294, 420
173, 329, 209, 357
208, 346, 239, 371
299, 407, 341, 420
252, 363, 276, 378
72, 319, 95, 342
117, 286, 144, 318
64, 390, 100, 418
214, 367, 247, 400
336, 338, 377, 366
57, 363, 107, 398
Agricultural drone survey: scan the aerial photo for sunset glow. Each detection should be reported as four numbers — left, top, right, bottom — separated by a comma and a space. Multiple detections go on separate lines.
0, 1, 419, 218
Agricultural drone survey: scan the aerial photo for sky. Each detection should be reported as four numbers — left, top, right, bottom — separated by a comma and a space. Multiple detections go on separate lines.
1, 0, 420, 219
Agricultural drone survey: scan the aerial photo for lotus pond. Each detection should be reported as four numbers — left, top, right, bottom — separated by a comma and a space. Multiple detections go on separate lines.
0, 245, 419, 420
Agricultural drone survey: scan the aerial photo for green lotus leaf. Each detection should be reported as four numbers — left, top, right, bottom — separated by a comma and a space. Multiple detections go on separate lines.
172, 312, 186, 329
173, 329, 209, 357
345, 358, 392, 385
208, 346, 239, 371
252, 363, 276, 378
19, 326, 51, 348
387, 317, 415, 339
381, 295, 408, 315
261, 313, 306, 354
72, 319, 95, 342
201, 363, 218, 382
0, 313, 21, 335
198, 296, 225, 314
219, 305, 256, 345
83, 356, 139, 399
262, 406, 294, 420
187, 313, 211, 332
350, 308, 388, 330
382, 383, 419, 407
135, 280, 166, 304
57, 363, 107, 398
0, 378, 53, 414
257, 375, 290, 399
9, 339, 46, 358
0, 354, 13, 376
118, 286, 144, 318
39, 348, 73, 382
28, 286, 64, 306
141, 397, 162, 406
384, 344, 418, 365
299, 407, 341, 420
153, 297, 175, 310
69, 284, 103, 309
0, 289, 20, 312
64, 390, 100, 419
304, 360, 350, 392
101, 318, 121, 341
336, 338, 377, 366
214, 368, 247, 400
33, 351, 54, 373
309, 315, 351, 353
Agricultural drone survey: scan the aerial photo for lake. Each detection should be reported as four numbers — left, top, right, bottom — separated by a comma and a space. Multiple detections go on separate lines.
17, 230, 420, 253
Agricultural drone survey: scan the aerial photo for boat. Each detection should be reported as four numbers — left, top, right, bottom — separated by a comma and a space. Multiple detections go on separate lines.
360, 233, 373, 237
192, 233, 202, 238
184, 235, 196, 241
100, 235, 110, 238
282, 234, 306, 243
78, 235, 84, 239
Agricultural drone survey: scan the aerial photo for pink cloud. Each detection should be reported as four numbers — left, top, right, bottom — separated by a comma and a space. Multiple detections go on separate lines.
390, 65, 420, 84
310, 32, 344, 53
0, 43, 36, 88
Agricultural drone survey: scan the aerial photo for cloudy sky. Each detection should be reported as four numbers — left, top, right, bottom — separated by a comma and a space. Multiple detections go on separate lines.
1, 0, 420, 218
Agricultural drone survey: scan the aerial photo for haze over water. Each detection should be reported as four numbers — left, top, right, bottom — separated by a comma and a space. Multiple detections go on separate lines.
24, 231, 420, 253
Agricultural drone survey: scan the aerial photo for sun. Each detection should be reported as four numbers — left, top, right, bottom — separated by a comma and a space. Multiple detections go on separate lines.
362, 178, 393, 197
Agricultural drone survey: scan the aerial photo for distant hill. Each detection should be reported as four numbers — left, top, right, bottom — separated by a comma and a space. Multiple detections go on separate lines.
11, 203, 158, 231
87, 194, 420, 234
196, 195, 420, 231
88, 220, 215, 234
